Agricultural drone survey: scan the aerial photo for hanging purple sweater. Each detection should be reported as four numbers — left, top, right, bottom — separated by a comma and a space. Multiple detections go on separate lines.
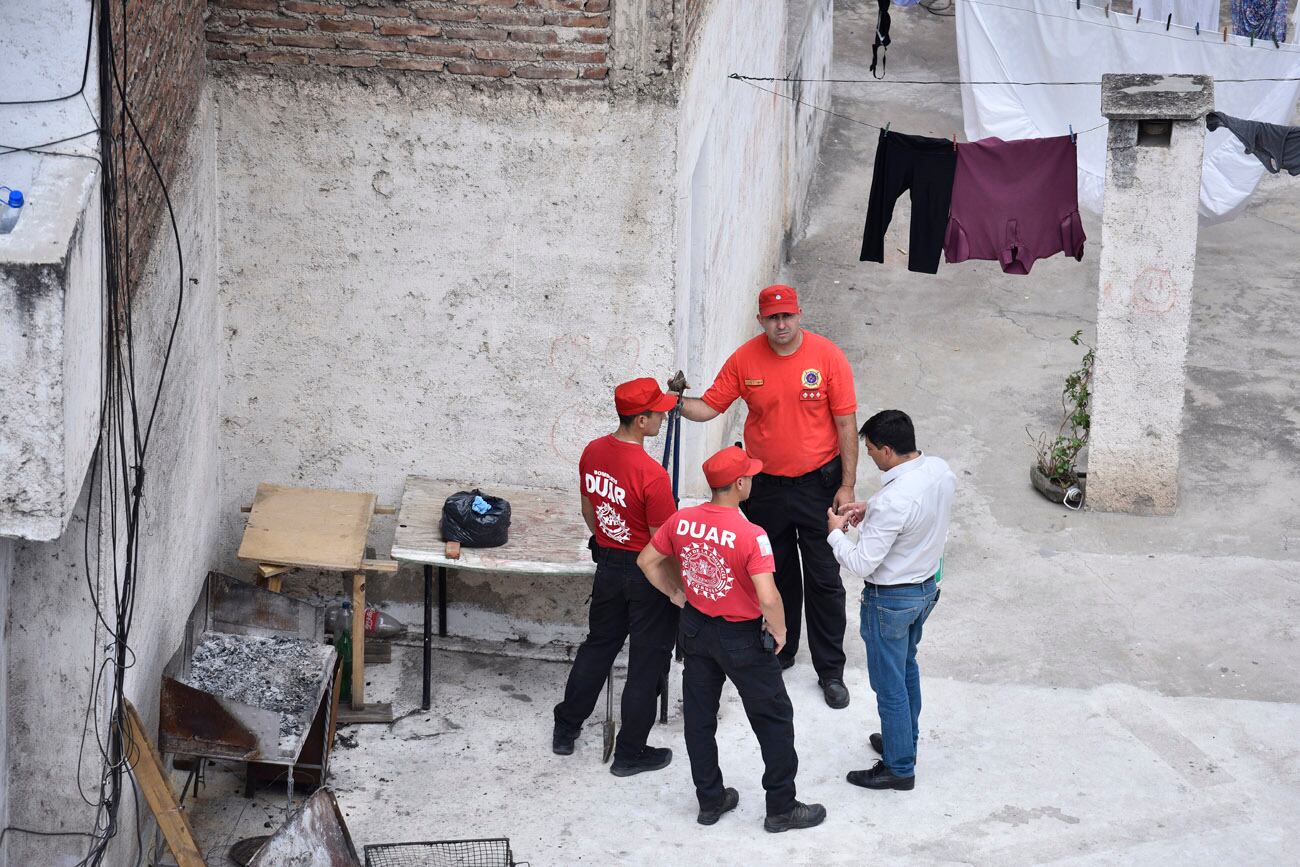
943, 135, 1085, 275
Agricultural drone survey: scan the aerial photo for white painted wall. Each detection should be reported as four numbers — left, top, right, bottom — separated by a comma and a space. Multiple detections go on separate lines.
672, 0, 829, 491
3, 89, 220, 867
214, 74, 678, 580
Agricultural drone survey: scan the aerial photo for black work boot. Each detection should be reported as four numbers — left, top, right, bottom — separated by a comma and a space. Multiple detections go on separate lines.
869, 732, 883, 755
552, 727, 575, 756
610, 745, 672, 778
846, 760, 915, 790
818, 677, 850, 709
763, 800, 827, 833
697, 787, 740, 826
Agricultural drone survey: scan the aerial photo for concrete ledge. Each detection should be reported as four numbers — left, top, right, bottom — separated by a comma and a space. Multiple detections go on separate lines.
1100, 74, 1215, 120
0, 157, 102, 541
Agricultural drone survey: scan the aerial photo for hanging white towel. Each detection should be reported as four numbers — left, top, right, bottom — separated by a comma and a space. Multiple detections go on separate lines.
1143, 0, 1220, 30
956, 0, 1300, 221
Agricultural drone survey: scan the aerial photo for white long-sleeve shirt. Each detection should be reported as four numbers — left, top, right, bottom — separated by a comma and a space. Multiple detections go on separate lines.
828, 454, 956, 585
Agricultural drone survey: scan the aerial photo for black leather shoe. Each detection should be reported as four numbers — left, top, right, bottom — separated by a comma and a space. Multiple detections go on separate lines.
846, 761, 914, 790
818, 677, 850, 709
610, 746, 672, 777
869, 732, 883, 756
552, 729, 575, 756
697, 787, 739, 825
764, 800, 827, 833
778, 654, 796, 670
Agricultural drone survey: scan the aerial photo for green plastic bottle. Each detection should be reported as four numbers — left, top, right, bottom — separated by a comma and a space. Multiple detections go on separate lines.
336, 600, 353, 704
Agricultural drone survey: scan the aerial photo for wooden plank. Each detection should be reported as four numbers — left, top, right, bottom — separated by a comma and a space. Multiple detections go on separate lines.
258, 563, 294, 579
390, 477, 596, 575
121, 699, 206, 867
237, 484, 376, 572
360, 558, 399, 573
266, 574, 283, 594
336, 702, 393, 725
351, 572, 365, 710
374, 505, 397, 515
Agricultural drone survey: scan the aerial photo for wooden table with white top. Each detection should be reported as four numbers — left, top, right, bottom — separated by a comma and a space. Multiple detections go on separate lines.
390, 476, 596, 710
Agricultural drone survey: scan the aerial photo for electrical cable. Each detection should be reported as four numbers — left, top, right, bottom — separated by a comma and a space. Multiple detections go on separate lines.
0, 2, 95, 106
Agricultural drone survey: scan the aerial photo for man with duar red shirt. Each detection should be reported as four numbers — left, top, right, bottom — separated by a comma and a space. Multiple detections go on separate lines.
676, 284, 859, 710
552, 378, 680, 777
638, 446, 827, 833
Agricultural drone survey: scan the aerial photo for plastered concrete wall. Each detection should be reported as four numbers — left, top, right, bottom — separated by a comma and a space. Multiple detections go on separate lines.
0, 162, 103, 541
671, 0, 808, 491
1088, 77, 1210, 515
783, 0, 833, 245
3, 90, 220, 867
0, 537, 9, 856
214, 72, 677, 599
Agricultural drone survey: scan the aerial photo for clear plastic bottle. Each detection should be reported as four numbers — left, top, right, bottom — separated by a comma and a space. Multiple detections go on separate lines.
0, 189, 22, 235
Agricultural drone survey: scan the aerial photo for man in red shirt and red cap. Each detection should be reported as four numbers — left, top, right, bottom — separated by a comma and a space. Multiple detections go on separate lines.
638, 445, 827, 833
552, 378, 681, 777
675, 285, 859, 710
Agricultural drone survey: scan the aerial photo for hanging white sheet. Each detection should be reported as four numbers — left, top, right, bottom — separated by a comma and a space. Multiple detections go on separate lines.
1144, 0, 1220, 31
955, 0, 1300, 221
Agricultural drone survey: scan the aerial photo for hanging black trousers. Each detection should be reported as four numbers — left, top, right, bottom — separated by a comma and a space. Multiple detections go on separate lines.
860, 129, 957, 274
741, 456, 846, 679
553, 548, 678, 760
680, 605, 799, 816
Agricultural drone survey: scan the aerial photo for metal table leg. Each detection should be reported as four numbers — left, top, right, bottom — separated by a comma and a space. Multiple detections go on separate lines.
438, 565, 448, 637
423, 564, 433, 710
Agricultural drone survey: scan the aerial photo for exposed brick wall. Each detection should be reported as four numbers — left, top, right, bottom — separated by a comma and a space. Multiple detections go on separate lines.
205, 1, 611, 82
112, 2, 208, 289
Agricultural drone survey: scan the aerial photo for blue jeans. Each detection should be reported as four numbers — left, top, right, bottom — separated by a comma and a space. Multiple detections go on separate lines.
860, 579, 939, 777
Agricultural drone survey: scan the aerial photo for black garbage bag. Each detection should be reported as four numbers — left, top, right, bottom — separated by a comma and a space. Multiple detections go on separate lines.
441, 489, 511, 548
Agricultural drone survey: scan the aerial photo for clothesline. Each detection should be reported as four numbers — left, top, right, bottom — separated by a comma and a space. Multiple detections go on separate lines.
728, 72, 1300, 83
953, 0, 1297, 51
730, 76, 1111, 138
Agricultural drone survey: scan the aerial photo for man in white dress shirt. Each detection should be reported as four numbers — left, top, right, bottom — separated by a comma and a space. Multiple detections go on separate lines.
825, 410, 956, 791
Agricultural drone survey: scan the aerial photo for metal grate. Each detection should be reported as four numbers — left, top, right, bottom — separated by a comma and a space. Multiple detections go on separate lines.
365, 839, 514, 867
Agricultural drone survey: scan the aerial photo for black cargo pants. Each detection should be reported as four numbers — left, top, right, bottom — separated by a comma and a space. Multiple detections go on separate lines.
553, 548, 678, 760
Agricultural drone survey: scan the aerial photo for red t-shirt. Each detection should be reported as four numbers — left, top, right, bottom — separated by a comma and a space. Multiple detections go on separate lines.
650, 503, 776, 621
700, 330, 857, 477
579, 435, 676, 551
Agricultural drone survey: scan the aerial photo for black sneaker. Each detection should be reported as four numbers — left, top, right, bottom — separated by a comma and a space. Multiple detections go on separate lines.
610, 746, 672, 778
552, 728, 575, 756
763, 800, 827, 833
869, 732, 883, 756
846, 760, 915, 790
697, 787, 739, 825
818, 677, 850, 709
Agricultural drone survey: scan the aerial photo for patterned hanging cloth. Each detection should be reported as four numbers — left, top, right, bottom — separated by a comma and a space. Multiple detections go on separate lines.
1231, 0, 1287, 42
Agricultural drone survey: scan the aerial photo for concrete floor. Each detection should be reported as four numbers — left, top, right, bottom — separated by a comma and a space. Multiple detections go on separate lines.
186, 4, 1300, 864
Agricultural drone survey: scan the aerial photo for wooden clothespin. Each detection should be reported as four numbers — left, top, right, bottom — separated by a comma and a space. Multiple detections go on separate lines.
1223, 25, 1228, 42
952, 134, 957, 152
1165, 13, 1172, 30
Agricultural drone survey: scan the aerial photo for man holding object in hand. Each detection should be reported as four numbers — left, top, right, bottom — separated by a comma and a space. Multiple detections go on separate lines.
827, 410, 955, 793
639, 446, 826, 833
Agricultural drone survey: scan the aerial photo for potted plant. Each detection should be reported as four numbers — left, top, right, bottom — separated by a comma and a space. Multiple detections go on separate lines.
1029, 330, 1094, 509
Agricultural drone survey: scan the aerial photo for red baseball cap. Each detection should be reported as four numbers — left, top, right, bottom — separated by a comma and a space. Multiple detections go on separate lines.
614, 377, 678, 416
702, 446, 764, 488
758, 284, 800, 317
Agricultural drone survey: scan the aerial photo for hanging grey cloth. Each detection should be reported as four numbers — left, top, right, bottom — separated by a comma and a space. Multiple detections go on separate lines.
1207, 111, 1300, 176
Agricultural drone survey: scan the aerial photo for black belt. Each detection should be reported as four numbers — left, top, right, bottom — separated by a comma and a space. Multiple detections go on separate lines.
595, 546, 640, 565
865, 575, 938, 589
756, 455, 841, 487
683, 603, 761, 630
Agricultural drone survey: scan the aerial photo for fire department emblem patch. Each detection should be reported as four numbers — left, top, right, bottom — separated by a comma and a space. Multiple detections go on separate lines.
801, 368, 823, 389
680, 542, 735, 601
596, 502, 632, 544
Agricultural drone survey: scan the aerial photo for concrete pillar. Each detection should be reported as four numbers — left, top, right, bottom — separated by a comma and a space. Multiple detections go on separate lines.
1086, 74, 1213, 515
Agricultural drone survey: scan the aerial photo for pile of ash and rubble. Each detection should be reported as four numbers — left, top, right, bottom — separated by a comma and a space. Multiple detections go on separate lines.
183, 632, 333, 748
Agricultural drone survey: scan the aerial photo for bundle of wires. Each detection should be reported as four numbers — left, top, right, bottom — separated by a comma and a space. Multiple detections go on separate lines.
0, 2, 187, 864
